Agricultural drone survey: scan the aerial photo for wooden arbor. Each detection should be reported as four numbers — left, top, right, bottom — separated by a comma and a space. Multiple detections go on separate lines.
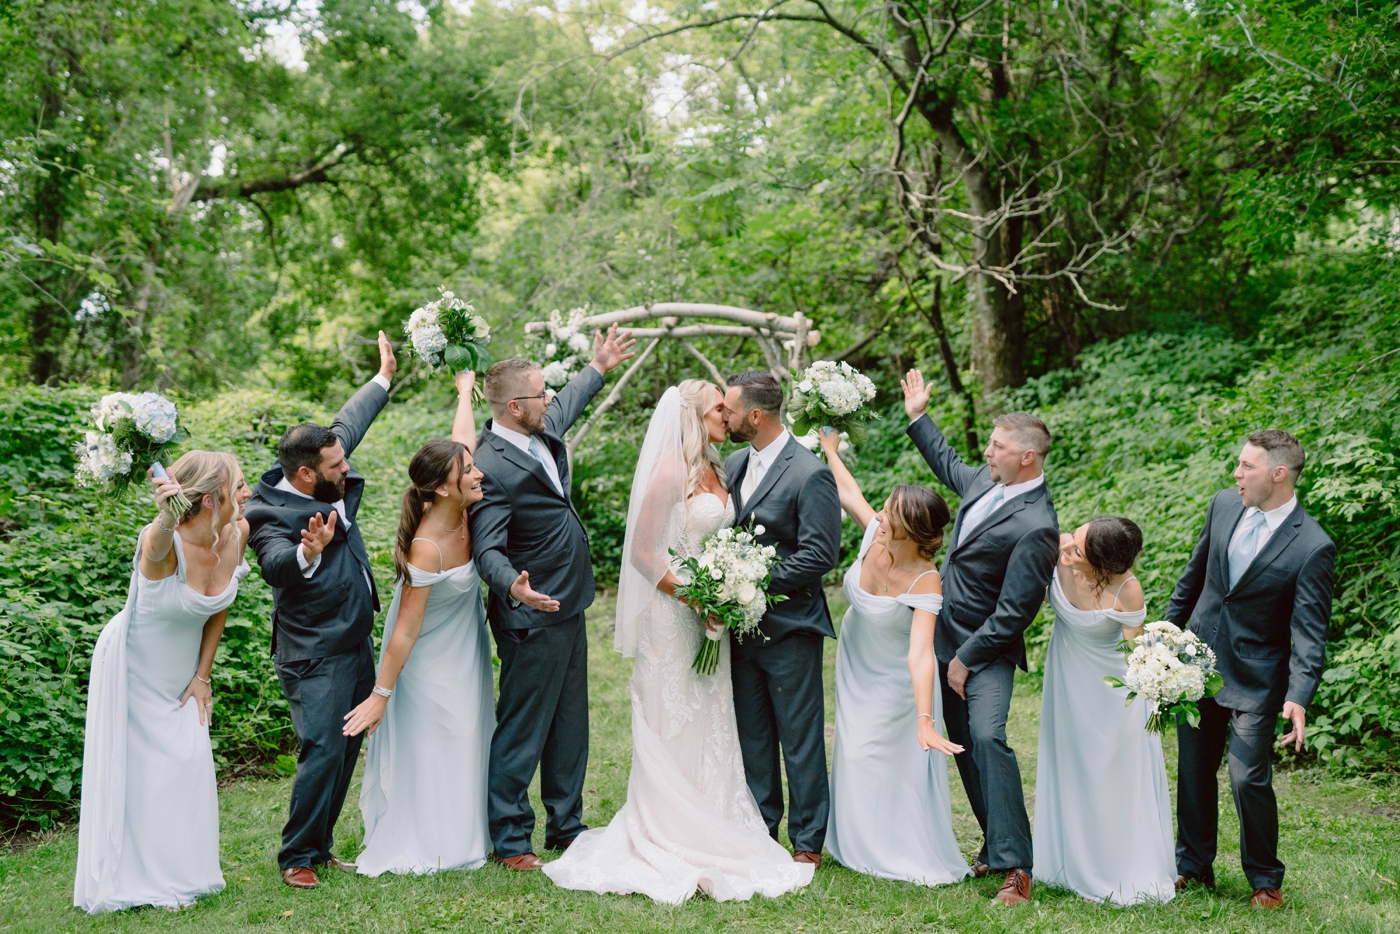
523, 302, 821, 459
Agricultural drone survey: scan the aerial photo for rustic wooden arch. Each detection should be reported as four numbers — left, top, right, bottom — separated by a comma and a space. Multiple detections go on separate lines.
523, 302, 821, 459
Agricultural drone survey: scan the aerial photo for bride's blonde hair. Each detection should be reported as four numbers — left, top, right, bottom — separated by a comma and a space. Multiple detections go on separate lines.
677, 379, 726, 504
168, 450, 242, 549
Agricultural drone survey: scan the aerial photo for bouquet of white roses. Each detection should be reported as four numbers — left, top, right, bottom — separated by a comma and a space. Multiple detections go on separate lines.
404, 289, 492, 396
76, 392, 191, 512
790, 360, 879, 441
1104, 621, 1224, 734
671, 523, 786, 675
532, 306, 594, 389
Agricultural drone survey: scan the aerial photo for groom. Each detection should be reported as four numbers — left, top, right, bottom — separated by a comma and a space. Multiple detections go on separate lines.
1167, 430, 1334, 909
722, 371, 841, 866
245, 331, 397, 890
470, 326, 635, 871
901, 369, 1059, 905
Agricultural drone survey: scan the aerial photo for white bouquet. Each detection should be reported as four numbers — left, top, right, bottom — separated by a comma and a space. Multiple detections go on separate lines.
403, 289, 492, 398
671, 523, 786, 675
532, 306, 594, 389
1105, 621, 1224, 734
76, 391, 190, 512
789, 360, 879, 441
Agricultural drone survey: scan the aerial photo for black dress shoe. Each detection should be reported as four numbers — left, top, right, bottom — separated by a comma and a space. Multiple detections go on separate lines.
1175, 873, 1215, 891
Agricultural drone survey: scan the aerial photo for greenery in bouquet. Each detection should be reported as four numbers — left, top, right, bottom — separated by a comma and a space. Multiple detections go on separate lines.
789, 360, 879, 442
76, 392, 191, 511
404, 289, 492, 397
1104, 621, 1224, 734
671, 523, 786, 675
533, 306, 594, 389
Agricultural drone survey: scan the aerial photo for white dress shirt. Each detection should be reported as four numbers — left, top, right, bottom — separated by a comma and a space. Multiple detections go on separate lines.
491, 421, 565, 497
740, 429, 791, 505
1228, 495, 1297, 563
956, 472, 1046, 548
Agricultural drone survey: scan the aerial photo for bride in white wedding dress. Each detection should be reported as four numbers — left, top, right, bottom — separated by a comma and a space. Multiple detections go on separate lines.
543, 381, 813, 904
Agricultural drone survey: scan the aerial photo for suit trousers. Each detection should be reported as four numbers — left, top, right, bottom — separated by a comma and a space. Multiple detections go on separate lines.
488, 612, 589, 857
939, 657, 1032, 871
1176, 696, 1283, 890
275, 637, 376, 869
731, 632, 830, 854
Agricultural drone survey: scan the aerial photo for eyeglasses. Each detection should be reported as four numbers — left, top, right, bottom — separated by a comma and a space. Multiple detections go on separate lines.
511, 392, 550, 404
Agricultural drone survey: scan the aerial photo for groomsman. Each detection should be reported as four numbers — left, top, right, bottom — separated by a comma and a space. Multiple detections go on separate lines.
244, 332, 397, 889
1167, 430, 1335, 909
901, 370, 1059, 906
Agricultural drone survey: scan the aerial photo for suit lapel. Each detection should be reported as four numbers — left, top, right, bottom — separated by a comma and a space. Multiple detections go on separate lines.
728, 453, 750, 518
1211, 497, 1246, 594
484, 421, 567, 502
739, 438, 794, 521
949, 485, 1029, 557
1231, 504, 1302, 593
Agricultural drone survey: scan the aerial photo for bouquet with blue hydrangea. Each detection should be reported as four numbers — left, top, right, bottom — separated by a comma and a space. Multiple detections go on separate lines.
77, 392, 191, 512
1104, 621, 1224, 734
789, 360, 879, 442
404, 289, 492, 398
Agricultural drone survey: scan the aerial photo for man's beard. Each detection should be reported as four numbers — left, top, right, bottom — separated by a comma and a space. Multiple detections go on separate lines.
728, 419, 757, 443
519, 407, 547, 436
312, 473, 346, 503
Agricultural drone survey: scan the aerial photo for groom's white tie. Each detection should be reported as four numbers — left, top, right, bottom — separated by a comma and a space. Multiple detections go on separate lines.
740, 448, 764, 505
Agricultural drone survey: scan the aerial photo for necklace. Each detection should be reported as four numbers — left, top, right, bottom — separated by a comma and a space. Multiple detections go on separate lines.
878, 549, 912, 593
427, 508, 466, 536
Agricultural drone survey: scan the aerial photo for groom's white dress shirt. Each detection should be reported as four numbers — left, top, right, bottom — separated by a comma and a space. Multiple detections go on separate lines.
277, 373, 389, 589
740, 428, 791, 505
956, 472, 1045, 548
490, 421, 565, 497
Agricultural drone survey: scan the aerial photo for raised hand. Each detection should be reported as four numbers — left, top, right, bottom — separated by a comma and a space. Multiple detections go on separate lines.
301, 510, 337, 562
149, 471, 185, 516
901, 368, 932, 422
590, 323, 637, 374
509, 570, 561, 612
453, 369, 476, 396
377, 329, 397, 382
817, 425, 841, 457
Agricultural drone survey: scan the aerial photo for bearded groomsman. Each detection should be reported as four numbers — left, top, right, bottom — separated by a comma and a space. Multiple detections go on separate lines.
1167, 430, 1335, 909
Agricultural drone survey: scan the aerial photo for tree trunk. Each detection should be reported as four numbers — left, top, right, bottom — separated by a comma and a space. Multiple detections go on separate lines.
29, 136, 70, 385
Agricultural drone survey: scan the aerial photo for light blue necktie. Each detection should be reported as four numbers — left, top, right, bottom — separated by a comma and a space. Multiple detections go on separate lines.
958, 484, 1005, 548
527, 435, 563, 496
1228, 510, 1268, 589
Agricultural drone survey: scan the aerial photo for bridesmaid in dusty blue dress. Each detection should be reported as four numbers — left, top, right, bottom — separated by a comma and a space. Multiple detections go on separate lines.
819, 429, 970, 886
1033, 516, 1174, 905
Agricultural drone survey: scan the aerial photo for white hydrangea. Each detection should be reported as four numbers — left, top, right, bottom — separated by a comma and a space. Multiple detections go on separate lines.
567, 331, 593, 354
75, 431, 133, 485
91, 392, 138, 431
682, 525, 780, 636
131, 392, 178, 443
1122, 621, 1216, 706
541, 358, 576, 389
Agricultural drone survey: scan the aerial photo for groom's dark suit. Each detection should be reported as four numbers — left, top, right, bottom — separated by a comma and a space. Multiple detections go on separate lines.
907, 415, 1059, 873
470, 366, 604, 857
1167, 489, 1334, 891
244, 378, 388, 870
725, 433, 841, 854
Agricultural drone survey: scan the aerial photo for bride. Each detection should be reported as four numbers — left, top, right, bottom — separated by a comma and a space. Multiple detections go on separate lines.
543, 380, 813, 904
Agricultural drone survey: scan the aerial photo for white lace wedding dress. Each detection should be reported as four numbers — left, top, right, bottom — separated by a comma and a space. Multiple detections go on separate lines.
543, 491, 813, 903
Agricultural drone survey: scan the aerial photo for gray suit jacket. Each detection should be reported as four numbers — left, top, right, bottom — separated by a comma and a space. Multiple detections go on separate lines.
1165, 489, 1335, 713
725, 434, 842, 643
245, 379, 388, 662
907, 415, 1060, 673
469, 366, 604, 631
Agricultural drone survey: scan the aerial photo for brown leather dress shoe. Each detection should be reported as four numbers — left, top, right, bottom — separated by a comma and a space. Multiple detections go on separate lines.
971, 860, 991, 878
491, 852, 544, 871
994, 868, 1032, 906
1250, 887, 1283, 909
283, 866, 319, 889
323, 857, 357, 873
792, 851, 822, 868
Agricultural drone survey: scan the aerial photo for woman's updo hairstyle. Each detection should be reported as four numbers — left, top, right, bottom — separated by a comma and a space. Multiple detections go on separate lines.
394, 439, 468, 582
167, 450, 242, 548
886, 484, 951, 561
1083, 515, 1144, 595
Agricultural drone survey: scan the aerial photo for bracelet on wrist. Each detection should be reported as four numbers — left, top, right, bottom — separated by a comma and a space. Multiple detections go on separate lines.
194, 674, 212, 685
372, 685, 393, 699
155, 513, 178, 532
917, 713, 934, 721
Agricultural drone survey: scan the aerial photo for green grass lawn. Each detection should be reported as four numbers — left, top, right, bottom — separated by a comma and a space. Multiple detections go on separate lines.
3, 591, 1397, 933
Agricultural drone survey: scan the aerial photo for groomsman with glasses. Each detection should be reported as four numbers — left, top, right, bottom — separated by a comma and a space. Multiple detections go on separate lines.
1167, 430, 1335, 910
